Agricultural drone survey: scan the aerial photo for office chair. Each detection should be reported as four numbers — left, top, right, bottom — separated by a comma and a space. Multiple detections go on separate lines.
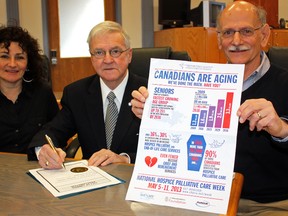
65, 136, 81, 158
41, 55, 52, 86
128, 46, 191, 79
267, 46, 288, 71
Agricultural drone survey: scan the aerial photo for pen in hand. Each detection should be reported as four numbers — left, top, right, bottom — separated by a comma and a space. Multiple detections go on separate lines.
45, 134, 66, 169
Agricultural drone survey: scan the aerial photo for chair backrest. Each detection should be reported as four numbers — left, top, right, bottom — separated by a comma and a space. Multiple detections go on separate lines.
128, 47, 191, 79
65, 136, 81, 158
267, 46, 288, 71
41, 55, 52, 86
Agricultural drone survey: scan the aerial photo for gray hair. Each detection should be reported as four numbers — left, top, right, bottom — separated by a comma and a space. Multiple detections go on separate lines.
256, 6, 267, 24
87, 21, 130, 48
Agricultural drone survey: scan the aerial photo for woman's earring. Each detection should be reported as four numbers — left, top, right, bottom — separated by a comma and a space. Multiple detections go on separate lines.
22, 68, 33, 83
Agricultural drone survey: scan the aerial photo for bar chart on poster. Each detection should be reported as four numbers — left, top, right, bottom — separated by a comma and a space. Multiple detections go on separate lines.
191, 91, 234, 130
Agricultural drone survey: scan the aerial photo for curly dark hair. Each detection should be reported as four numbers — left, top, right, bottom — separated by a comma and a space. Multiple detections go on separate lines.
0, 25, 45, 83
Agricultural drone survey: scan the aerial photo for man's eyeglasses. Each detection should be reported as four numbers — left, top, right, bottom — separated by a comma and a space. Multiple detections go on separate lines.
90, 48, 130, 59
217, 25, 263, 38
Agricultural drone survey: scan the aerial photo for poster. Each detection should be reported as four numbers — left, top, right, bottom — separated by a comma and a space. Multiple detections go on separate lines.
126, 58, 244, 214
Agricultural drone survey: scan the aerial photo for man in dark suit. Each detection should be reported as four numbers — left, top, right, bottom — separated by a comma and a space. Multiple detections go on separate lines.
28, 21, 147, 169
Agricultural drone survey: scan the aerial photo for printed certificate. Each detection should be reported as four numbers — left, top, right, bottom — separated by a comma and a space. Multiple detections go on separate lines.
126, 59, 244, 214
29, 160, 122, 197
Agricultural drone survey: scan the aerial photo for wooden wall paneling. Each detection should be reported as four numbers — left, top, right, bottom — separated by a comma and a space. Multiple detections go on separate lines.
205, 28, 226, 63
234, 0, 279, 28
154, 27, 226, 64
183, 28, 206, 62
272, 30, 288, 47
104, 0, 116, 21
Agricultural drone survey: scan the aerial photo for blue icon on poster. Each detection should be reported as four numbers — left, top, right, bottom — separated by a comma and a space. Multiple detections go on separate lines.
187, 135, 206, 171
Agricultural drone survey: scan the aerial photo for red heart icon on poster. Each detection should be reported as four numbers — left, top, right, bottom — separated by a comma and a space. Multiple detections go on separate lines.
145, 156, 157, 167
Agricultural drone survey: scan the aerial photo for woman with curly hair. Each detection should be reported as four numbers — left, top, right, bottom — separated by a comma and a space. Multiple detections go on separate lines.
0, 25, 59, 154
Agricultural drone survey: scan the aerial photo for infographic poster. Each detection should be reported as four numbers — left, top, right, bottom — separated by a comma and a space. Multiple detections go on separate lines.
126, 59, 244, 214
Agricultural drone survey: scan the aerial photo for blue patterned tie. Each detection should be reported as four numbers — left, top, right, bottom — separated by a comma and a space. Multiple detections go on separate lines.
105, 92, 118, 149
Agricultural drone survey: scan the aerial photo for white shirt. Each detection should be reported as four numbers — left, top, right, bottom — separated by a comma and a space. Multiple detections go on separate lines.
100, 71, 131, 162
100, 72, 128, 119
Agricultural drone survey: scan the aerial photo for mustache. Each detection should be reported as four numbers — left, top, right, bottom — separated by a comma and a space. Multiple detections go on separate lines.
228, 45, 250, 51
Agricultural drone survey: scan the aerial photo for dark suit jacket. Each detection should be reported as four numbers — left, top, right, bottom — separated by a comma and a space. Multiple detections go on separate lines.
28, 73, 147, 163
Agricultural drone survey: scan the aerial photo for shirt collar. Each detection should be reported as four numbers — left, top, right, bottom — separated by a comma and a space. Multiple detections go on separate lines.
242, 51, 270, 91
0, 82, 34, 105
100, 71, 129, 105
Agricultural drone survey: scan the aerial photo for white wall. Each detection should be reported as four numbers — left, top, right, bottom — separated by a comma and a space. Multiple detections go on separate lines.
18, 0, 44, 52
279, 0, 288, 21
121, 0, 142, 48
0, 0, 7, 25
0, 0, 44, 51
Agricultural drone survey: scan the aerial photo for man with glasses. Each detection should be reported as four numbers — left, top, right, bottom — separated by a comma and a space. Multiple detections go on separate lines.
28, 21, 147, 168
130, 1, 288, 215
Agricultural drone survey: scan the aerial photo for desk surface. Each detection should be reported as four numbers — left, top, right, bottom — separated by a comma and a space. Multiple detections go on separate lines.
0, 153, 243, 216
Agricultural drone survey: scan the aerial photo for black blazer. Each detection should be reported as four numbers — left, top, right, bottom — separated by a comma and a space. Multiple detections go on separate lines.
28, 73, 147, 162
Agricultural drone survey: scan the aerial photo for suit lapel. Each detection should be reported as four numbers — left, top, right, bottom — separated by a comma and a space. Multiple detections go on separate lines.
84, 76, 107, 149
111, 73, 138, 151
82, 73, 142, 151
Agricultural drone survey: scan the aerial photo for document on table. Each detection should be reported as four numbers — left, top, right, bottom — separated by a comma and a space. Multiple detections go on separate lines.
29, 160, 122, 197
126, 59, 244, 214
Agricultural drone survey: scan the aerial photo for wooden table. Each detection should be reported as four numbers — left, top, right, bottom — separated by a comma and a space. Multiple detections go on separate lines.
0, 153, 243, 216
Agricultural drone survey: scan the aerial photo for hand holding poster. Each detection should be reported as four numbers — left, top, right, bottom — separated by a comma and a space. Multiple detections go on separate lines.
126, 59, 244, 214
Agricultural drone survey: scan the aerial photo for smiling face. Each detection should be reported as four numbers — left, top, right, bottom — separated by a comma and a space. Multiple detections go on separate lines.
217, 1, 270, 79
0, 42, 28, 86
89, 32, 132, 90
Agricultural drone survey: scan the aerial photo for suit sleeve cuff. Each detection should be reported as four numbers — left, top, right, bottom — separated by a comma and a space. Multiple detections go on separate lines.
272, 117, 288, 142
35, 146, 42, 160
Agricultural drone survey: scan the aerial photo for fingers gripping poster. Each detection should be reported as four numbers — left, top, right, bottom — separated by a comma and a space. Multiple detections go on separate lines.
126, 59, 244, 215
